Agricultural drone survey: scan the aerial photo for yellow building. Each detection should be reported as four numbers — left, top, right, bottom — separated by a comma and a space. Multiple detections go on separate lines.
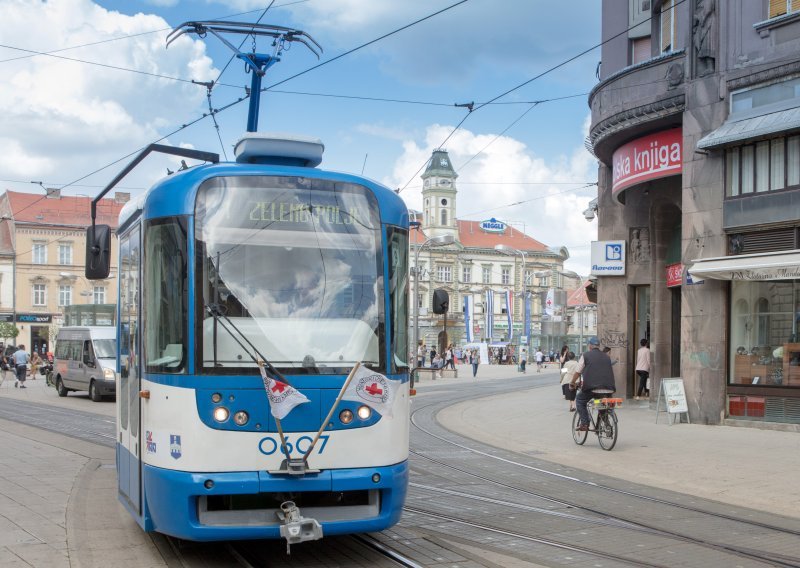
0, 189, 127, 354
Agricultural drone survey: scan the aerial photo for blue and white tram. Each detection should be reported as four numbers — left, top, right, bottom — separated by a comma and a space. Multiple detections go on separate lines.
87, 134, 410, 542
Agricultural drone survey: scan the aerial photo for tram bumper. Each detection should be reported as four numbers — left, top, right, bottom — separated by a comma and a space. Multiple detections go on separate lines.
141, 460, 408, 541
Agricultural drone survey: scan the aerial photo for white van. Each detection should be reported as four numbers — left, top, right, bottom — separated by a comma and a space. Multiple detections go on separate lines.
53, 326, 117, 402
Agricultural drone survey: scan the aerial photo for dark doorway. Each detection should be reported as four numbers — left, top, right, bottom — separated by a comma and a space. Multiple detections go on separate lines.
31, 326, 48, 355
671, 287, 682, 377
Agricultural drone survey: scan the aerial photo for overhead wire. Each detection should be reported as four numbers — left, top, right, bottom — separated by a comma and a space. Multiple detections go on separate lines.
396, 0, 689, 194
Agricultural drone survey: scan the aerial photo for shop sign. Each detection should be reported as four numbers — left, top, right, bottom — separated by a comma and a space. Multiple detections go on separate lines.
685, 272, 704, 285
0, 313, 13, 322
666, 262, 683, 287
17, 313, 52, 323
590, 240, 626, 276
612, 127, 682, 196
479, 218, 506, 233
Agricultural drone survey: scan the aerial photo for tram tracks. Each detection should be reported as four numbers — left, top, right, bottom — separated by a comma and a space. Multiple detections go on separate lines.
408, 386, 800, 567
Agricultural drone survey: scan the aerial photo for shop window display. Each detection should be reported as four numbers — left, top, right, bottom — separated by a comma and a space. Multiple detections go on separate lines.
730, 280, 800, 387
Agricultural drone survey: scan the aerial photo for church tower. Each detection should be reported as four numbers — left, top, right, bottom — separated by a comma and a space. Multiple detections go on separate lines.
421, 149, 458, 240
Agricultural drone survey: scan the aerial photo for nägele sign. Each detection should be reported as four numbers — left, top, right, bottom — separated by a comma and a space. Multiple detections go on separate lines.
479, 218, 506, 233
612, 128, 682, 195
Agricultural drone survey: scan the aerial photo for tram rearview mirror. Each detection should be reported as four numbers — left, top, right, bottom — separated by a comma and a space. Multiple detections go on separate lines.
86, 224, 111, 280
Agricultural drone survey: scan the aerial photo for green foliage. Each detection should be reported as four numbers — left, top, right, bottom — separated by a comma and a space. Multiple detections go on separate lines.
0, 322, 19, 342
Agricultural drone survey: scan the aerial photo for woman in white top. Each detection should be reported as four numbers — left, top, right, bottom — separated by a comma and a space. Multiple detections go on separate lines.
635, 339, 651, 399
560, 351, 578, 411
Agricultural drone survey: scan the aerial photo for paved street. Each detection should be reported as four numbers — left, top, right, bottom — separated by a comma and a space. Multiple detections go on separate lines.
0, 363, 799, 566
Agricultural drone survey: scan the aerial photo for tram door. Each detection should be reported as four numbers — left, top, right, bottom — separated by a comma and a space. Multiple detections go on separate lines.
118, 226, 142, 515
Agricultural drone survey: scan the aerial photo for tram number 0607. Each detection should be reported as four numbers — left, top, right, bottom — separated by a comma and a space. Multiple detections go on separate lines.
258, 435, 329, 456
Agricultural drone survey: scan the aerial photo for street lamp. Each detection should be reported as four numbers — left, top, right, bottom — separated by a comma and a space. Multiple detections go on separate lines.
494, 244, 528, 345
412, 234, 455, 365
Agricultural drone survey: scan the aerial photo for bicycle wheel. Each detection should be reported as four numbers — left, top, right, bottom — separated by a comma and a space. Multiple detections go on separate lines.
597, 409, 618, 451
572, 409, 588, 445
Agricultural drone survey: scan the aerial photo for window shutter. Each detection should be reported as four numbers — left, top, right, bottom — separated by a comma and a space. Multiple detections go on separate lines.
632, 36, 651, 64
792, 0, 800, 12
770, 0, 788, 18
660, 0, 673, 52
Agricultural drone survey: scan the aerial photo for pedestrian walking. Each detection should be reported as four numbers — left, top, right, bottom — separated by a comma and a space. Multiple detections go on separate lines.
445, 344, 455, 370
535, 347, 543, 372
417, 343, 426, 367
519, 348, 527, 373
470, 348, 480, 378
635, 339, 651, 399
13, 344, 30, 389
30, 351, 42, 379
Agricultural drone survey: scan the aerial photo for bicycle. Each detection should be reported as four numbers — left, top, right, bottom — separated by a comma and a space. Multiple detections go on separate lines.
572, 392, 622, 451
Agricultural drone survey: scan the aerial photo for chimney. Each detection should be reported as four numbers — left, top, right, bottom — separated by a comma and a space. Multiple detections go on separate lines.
114, 192, 131, 204
46, 188, 61, 199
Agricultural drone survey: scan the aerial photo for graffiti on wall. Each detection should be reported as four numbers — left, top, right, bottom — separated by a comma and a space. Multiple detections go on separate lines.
600, 330, 629, 349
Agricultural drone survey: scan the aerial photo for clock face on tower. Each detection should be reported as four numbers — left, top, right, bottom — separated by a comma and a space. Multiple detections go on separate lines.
438, 179, 451, 186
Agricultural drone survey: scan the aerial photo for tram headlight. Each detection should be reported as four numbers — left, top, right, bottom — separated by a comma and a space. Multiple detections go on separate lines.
233, 411, 249, 426
213, 406, 230, 422
357, 405, 372, 420
339, 409, 354, 424
103, 368, 115, 381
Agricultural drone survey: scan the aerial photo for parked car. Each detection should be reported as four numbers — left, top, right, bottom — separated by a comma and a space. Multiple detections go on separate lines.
53, 327, 117, 402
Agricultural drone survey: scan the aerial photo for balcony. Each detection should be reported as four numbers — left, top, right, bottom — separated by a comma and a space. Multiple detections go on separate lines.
588, 50, 686, 163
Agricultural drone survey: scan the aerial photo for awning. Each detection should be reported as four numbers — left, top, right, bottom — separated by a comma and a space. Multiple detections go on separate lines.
688, 249, 800, 281
696, 106, 800, 150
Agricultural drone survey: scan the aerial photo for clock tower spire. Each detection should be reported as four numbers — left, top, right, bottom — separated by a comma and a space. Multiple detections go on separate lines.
421, 149, 458, 240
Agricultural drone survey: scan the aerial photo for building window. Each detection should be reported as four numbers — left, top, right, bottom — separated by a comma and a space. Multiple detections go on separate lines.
93, 286, 106, 304
58, 242, 73, 265
725, 135, 800, 197
501, 267, 511, 285
769, 0, 800, 19
440, 209, 448, 226
58, 285, 72, 307
631, 36, 651, 64
436, 265, 452, 282
729, 280, 800, 389
32, 284, 46, 306
32, 241, 47, 264
462, 266, 471, 283
660, 0, 675, 53
417, 293, 423, 309
482, 266, 491, 284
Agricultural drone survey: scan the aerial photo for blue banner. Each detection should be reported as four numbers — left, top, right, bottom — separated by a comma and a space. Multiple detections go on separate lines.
464, 296, 474, 343
485, 290, 494, 340
505, 290, 513, 342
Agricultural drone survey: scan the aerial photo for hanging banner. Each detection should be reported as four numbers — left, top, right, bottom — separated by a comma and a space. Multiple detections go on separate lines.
505, 289, 513, 342
485, 290, 494, 340
544, 289, 555, 316
524, 293, 531, 342
464, 295, 475, 343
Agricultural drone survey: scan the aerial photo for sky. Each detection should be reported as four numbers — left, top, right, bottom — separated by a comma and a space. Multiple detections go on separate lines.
0, 0, 601, 273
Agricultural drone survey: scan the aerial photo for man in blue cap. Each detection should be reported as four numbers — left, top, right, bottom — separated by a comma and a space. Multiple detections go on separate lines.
569, 336, 616, 431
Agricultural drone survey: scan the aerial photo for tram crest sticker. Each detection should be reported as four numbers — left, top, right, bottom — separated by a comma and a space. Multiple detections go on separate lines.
145, 430, 157, 454
170, 435, 182, 460
354, 374, 391, 405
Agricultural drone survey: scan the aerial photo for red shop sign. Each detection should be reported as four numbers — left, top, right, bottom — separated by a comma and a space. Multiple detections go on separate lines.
612, 128, 682, 196
666, 262, 683, 287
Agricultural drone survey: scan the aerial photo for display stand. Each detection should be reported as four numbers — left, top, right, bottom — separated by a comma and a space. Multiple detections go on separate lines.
655, 377, 691, 425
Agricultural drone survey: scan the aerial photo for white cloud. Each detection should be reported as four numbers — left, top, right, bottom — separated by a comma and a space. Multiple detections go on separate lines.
389, 123, 598, 274
0, 0, 217, 192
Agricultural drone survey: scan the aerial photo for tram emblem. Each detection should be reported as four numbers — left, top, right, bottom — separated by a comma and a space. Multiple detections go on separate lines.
145, 431, 157, 454
170, 435, 182, 460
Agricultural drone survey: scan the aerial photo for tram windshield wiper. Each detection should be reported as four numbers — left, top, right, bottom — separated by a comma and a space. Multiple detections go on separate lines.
204, 303, 288, 382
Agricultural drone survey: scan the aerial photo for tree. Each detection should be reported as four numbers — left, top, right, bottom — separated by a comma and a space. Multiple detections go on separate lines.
0, 322, 20, 350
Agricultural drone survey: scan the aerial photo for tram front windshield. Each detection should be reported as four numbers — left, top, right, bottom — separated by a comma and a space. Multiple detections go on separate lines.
195, 176, 383, 374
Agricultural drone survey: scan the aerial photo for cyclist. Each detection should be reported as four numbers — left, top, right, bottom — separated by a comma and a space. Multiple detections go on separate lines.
569, 336, 616, 431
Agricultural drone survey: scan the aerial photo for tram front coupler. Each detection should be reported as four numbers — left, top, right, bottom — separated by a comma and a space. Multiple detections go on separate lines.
277, 501, 323, 553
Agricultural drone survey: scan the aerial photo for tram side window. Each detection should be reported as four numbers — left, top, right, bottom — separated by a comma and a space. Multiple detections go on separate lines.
145, 217, 188, 373
388, 227, 409, 372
